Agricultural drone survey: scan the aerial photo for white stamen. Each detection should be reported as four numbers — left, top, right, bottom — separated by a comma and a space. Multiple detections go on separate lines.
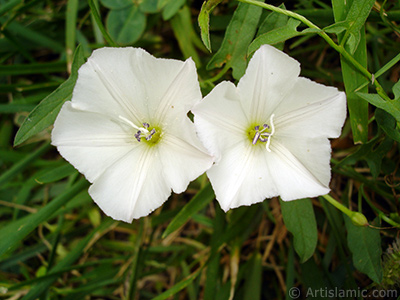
119, 116, 149, 133
265, 114, 275, 152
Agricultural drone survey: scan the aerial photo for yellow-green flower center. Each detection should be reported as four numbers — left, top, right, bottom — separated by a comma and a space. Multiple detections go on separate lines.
246, 114, 275, 152
134, 123, 162, 146
118, 116, 162, 146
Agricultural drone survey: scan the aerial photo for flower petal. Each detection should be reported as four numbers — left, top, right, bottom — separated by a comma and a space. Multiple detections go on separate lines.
71, 47, 149, 124
268, 141, 330, 201
275, 77, 347, 138
158, 128, 214, 193
273, 135, 332, 187
206, 142, 279, 211
150, 58, 202, 125
237, 45, 300, 122
192, 81, 248, 161
52, 102, 137, 183
89, 147, 170, 222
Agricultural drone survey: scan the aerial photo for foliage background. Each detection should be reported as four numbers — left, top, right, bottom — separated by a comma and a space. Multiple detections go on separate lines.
0, 0, 400, 299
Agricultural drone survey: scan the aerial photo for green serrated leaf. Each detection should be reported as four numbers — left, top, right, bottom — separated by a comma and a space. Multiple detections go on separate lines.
253, 4, 287, 50
344, 216, 383, 283
207, 1, 262, 80
13, 46, 86, 146
323, 20, 348, 34
343, 0, 375, 54
198, 0, 223, 52
357, 92, 400, 123
107, 5, 146, 44
162, 183, 214, 238
280, 198, 317, 263
248, 18, 301, 55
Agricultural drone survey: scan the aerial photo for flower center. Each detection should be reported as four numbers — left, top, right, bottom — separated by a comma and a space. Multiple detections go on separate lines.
247, 114, 275, 152
119, 116, 162, 145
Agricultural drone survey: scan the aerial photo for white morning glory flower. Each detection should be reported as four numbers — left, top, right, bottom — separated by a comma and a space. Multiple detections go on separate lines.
52, 47, 213, 222
192, 44, 347, 212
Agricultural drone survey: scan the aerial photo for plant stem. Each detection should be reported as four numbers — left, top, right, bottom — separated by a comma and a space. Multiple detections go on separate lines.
322, 194, 368, 226
237, 0, 391, 101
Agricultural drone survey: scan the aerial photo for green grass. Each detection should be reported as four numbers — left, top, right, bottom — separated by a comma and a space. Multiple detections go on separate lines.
1, 0, 400, 299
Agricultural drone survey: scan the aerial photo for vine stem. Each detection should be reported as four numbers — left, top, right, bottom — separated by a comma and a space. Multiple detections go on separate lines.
322, 194, 369, 226
237, 0, 391, 101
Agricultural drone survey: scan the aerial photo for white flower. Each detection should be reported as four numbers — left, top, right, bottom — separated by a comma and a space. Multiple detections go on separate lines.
52, 47, 213, 222
192, 45, 346, 212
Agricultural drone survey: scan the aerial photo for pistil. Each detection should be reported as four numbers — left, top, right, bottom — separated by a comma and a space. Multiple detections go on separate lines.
251, 114, 275, 152
119, 116, 160, 144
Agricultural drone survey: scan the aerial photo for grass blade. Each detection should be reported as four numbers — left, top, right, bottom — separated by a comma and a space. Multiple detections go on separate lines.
21, 218, 116, 300
0, 142, 51, 189
0, 179, 89, 257
162, 183, 214, 238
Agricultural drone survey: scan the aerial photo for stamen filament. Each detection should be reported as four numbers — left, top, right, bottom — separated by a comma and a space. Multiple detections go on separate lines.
119, 116, 149, 133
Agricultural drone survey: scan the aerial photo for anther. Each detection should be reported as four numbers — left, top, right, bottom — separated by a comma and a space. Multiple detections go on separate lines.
252, 131, 261, 145
146, 128, 156, 141
134, 131, 142, 142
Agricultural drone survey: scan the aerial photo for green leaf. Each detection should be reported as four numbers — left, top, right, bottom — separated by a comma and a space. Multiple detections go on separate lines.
253, 4, 288, 51
107, 5, 146, 44
139, 0, 159, 13
99, 0, 131, 10
170, 6, 203, 66
357, 92, 400, 123
335, 136, 393, 178
198, 0, 223, 52
342, 0, 375, 54
375, 109, 400, 143
162, 183, 214, 238
207, 1, 262, 80
280, 198, 318, 263
0, 179, 89, 257
35, 163, 77, 184
323, 20, 348, 33
13, 45, 86, 146
344, 216, 383, 283
161, 0, 185, 20
243, 252, 262, 300
333, 0, 369, 144
363, 137, 394, 178
88, 0, 117, 46
248, 18, 301, 55
393, 79, 400, 100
